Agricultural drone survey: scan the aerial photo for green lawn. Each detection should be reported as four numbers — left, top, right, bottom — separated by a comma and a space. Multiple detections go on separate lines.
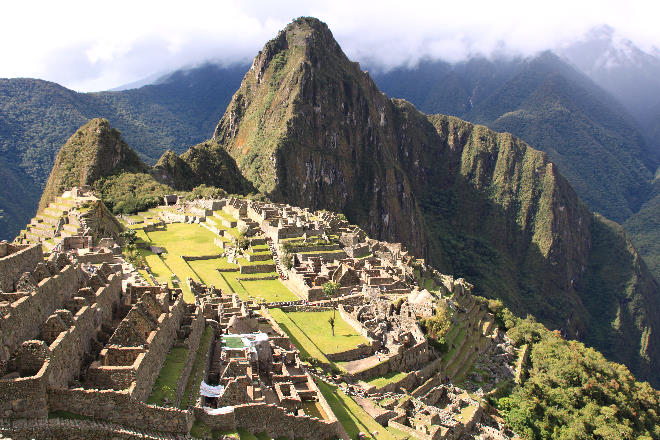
130, 216, 298, 304
268, 308, 331, 364
188, 258, 239, 287
365, 371, 409, 388
268, 309, 369, 369
236, 257, 275, 266
215, 273, 298, 303
214, 209, 238, 223
147, 223, 223, 256
284, 310, 368, 354
240, 278, 298, 302
137, 223, 229, 302
147, 346, 189, 406
223, 336, 246, 348
316, 380, 399, 440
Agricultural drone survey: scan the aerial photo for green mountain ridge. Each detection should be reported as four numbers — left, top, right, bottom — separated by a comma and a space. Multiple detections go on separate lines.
39, 118, 148, 210
373, 53, 657, 223
185, 17, 659, 385
7, 17, 660, 387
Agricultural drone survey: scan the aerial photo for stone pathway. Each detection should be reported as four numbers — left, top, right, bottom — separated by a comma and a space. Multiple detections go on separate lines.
341, 353, 386, 375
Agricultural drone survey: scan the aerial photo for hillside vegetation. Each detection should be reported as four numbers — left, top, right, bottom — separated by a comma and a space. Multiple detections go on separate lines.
495, 310, 659, 439
373, 54, 656, 224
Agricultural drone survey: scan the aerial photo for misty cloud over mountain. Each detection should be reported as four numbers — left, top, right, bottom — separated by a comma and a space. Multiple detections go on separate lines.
2, 0, 659, 91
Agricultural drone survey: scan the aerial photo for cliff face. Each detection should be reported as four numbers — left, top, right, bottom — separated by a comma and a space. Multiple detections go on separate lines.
213, 17, 427, 256
39, 118, 147, 209
205, 17, 659, 384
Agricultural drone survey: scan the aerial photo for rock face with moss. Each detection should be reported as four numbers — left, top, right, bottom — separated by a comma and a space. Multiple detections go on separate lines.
204, 17, 659, 385
39, 118, 147, 210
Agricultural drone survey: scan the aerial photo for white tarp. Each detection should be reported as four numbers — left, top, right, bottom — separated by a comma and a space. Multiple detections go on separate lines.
200, 381, 225, 397
203, 406, 234, 415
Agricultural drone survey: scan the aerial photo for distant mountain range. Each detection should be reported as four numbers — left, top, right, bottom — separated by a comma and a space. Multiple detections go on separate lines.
0, 64, 246, 238
2, 23, 660, 290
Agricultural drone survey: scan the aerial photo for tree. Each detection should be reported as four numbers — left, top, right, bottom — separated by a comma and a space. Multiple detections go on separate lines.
322, 281, 339, 298
119, 228, 137, 245
282, 251, 293, 270
328, 316, 335, 336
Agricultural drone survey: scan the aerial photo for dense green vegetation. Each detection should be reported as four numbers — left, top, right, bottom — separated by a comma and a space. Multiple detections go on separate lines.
373, 53, 656, 223
94, 172, 172, 214
493, 310, 660, 439
625, 178, 660, 282
39, 118, 148, 210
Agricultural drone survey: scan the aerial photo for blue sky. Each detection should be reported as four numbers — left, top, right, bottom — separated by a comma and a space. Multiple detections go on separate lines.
1, 0, 658, 91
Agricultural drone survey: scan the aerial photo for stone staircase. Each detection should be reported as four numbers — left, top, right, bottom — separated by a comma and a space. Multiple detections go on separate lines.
268, 240, 288, 279
16, 196, 86, 249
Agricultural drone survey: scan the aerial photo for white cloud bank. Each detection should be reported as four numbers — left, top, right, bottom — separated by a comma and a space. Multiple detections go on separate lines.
1, 0, 658, 91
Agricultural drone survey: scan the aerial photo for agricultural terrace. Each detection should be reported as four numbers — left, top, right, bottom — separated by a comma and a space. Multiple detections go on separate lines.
122, 211, 298, 303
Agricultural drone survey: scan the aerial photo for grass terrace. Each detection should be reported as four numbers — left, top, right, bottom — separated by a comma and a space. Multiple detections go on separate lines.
284, 310, 368, 354
134, 222, 226, 302
364, 371, 409, 389
147, 345, 189, 406
214, 209, 239, 223
269, 309, 368, 367
236, 257, 276, 266
316, 380, 400, 440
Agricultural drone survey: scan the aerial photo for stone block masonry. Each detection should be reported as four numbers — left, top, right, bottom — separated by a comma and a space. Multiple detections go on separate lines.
0, 263, 83, 360
174, 305, 206, 406
195, 402, 341, 440
0, 244, 43, 291
0, 265, 121, 420
48, 387, 194, 434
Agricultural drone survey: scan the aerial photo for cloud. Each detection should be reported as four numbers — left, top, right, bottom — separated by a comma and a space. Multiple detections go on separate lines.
1, 0, 658, 91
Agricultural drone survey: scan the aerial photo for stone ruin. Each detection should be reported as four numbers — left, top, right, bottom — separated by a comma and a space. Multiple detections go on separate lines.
387, 385, 483, 440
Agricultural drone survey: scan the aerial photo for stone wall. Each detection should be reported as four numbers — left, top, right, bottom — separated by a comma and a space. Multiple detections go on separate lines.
131, 295, 186, 401
0, 244, 43, 291
0, 374, 48, 419
297, 250, 347, 262
181, 254, 224, 261
239, 262, 276, 274
174, 310, 206, 406
193, 406, 236, 431
47, 387, 193, 434
1, 417, 187, 440
0, 264, 81, 356
350, 341, 432, 382
338, 305, 373, 340
325, 343, 374, 362
46, 273, 121, 388
74, 250, 114, 264
197, 402, 341, 440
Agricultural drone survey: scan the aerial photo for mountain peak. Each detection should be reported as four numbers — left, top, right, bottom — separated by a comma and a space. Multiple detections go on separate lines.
39, 118, 147, 210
